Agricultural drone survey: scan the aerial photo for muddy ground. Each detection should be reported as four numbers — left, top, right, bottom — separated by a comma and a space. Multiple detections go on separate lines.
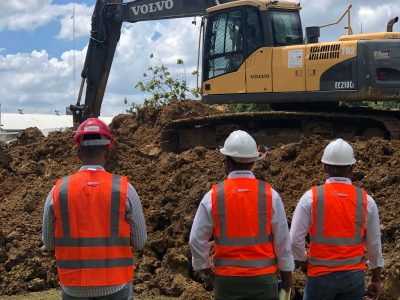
0, 100, 399, 299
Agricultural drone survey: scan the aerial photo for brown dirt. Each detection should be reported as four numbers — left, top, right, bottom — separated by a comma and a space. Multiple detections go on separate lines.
0, 99, 399, 299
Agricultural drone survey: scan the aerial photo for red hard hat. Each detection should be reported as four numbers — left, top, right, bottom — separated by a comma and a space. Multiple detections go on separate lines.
74, 118, 113, 148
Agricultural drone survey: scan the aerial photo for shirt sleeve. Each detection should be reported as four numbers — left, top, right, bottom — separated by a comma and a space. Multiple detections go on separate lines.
189, 190, 213, 270
271, 189, 295, 272
42, 187, 55, 251
365, 195, 384, 269
125, 183, 147, 251
289, 190, 312, 262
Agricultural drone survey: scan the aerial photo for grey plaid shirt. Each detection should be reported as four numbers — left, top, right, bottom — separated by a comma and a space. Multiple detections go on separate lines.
42, 166, 147, 297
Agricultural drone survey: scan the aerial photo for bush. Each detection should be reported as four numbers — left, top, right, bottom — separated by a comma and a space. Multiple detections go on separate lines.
125, 54, 200, 115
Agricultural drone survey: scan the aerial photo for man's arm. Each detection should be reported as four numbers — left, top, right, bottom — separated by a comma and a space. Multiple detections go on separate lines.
365, 196, 384, 270
189, 191, 214, 271
271, 190, 295, 292
365, 196, 384, 299
126, 184, 147, 251
42, 187, 55, 251
290, 190, 312, 269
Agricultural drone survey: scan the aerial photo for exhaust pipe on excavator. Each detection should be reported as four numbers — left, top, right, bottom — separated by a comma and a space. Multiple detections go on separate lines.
387, 17, 398, 32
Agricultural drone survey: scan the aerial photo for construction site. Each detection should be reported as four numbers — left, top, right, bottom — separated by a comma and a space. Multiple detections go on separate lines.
1, 0, 400, 298
0, 100, 399, 299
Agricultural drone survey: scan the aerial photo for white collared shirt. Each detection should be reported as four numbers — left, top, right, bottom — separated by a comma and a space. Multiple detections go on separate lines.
189, 170, 295, 272
290, 177, 384, 269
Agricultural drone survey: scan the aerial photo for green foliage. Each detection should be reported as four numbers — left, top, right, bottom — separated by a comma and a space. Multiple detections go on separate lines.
359, 100, 400, 110
125, 54, 201, 114
230, 103, 271, 113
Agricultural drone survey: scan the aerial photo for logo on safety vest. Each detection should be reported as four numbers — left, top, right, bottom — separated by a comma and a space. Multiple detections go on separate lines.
337, 192, 349, 198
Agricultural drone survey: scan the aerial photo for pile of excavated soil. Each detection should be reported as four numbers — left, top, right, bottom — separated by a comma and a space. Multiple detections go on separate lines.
0, 99, 399, 299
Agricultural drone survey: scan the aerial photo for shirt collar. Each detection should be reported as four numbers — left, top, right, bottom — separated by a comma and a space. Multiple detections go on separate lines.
326, 177, 352, 184
79, 165, 105, 171
227, 170, 255, 179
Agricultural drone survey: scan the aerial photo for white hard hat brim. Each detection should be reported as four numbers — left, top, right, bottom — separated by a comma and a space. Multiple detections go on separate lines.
220, 148, 261, 163
321, 158, 356, 166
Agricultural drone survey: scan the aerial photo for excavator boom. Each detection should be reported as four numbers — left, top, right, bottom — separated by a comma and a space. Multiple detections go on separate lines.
70, 0, 229, 126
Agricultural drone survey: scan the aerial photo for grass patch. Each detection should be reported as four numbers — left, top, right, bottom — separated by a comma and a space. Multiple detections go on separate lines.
0, 290, 177, 300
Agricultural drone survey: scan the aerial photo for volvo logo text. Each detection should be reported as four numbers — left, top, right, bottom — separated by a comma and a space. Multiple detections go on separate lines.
130, 0, 174, 15
250, 74, 270, 79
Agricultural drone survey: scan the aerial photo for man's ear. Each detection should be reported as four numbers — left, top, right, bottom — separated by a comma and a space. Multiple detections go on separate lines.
348, 165, 354, 176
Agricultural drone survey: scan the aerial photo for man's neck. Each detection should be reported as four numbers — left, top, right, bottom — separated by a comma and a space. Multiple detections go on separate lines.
81, 159, 105, 166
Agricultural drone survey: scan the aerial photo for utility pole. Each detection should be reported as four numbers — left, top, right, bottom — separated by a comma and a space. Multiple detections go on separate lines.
0, 103, 2, 132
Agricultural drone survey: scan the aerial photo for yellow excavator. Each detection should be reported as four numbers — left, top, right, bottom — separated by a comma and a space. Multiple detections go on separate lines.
70, 0, 400, 152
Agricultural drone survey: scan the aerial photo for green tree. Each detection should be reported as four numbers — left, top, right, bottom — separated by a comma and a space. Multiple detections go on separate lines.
124, 54, 201, 114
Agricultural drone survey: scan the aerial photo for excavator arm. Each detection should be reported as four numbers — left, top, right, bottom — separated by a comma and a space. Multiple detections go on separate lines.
70, 0, 225, 126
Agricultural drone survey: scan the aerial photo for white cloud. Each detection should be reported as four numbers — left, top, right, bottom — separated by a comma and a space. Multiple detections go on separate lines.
0, 0, 92, 40
357, 4, 400, 33
101, 18, 200, 110
0, 48, 86, 114
56, 4, 93, 40
0, 17, 201, 116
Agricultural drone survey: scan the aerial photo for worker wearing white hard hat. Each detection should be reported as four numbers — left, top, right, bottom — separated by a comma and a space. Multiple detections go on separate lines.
290, 138, 384, 300
190, 130, 294, 300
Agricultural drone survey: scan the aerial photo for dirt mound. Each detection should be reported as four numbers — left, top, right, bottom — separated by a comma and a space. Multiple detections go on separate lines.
0, 100, 399, 299
156, 99, 221, 127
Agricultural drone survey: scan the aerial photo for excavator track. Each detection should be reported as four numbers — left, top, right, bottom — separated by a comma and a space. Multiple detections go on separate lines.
160, 108, 400, 152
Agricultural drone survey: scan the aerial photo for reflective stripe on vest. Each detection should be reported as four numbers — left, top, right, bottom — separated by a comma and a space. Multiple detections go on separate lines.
55, 175, 131, 249
57, 258, 134, 269
214, 180, 276, 268
214, 257, 277, 268
308, 256, 365, 268
309, 184, 366, 267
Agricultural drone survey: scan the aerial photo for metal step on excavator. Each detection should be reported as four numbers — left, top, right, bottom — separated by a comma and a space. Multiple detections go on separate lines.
71, 0, 400, 152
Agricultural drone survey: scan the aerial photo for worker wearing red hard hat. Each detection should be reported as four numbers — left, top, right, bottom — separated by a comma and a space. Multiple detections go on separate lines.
290, 138, 384, 300
189, 130, 294, 300
74, 117, 114, 148
42, 118, 147, 299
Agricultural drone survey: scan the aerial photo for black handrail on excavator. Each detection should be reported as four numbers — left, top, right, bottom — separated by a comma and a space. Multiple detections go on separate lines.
70, 0, 228, 127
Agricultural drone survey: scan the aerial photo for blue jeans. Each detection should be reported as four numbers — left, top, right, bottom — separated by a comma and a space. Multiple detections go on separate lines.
303, 270, 365, 300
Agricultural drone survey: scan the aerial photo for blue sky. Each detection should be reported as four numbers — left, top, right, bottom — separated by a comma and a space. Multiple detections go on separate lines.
0, 21, 87, 58
0, 0, 399, 117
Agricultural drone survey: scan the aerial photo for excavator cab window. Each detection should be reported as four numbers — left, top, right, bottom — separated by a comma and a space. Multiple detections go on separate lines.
204, 6, 265, 81
246, 7, 264, 55
204, 9, 244, 80
270, 10, 303, 46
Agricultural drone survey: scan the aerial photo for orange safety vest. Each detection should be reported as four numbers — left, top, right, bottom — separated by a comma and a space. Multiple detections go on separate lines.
53, 170, 133, 286
308, 183, 368, 277
211, 178, 277, 276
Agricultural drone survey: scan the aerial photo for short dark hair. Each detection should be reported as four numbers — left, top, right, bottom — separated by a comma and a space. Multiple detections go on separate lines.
79, 135, 108, 157
225, 156, 254, 170
325, 164, 352, 177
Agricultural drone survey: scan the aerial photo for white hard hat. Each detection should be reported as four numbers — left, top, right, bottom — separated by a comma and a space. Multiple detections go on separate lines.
220, 130, 261, 163
321, 138, 356, 166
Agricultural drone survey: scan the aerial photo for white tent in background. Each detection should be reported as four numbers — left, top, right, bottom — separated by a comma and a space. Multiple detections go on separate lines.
0, 113, 113, 142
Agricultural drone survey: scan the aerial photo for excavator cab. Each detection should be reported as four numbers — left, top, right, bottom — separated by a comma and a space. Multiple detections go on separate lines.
202, 1, 303, 99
